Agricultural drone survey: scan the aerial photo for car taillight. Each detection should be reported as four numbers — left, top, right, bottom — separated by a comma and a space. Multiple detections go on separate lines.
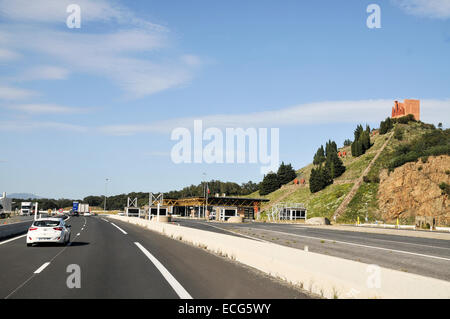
29, 227, 37, 231
53, 227, 63, 231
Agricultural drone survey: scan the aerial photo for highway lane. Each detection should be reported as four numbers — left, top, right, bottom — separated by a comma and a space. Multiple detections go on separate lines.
174, 218, 450, 281
0, 216, 311, 299
0, 216, 82, 298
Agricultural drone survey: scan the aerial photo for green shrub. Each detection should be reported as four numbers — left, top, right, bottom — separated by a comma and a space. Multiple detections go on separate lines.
439, 182, 450, 196
388, 128, 450, 171
394, 127, 403, 140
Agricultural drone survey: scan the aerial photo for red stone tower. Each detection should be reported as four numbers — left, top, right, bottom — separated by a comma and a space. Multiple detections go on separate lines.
391, 99, 420, 121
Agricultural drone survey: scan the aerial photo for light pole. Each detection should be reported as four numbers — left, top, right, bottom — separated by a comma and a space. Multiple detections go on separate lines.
104, 178, 109, 211
202, 172, 208, 219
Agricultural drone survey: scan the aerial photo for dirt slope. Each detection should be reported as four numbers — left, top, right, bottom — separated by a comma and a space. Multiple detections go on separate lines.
378, 155, 450, 225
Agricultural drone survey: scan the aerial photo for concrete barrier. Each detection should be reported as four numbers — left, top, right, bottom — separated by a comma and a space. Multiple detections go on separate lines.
150, 215, 171, 223
109, 215, 450, 299
357, 223, 415, 230
0, 220, 33, 241
398, 225, 416, 230
227, 216, 243, 223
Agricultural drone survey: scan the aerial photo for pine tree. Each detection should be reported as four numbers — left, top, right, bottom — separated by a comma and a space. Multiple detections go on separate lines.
277, 162, 297, 185
325, 151, 345, 178
313, 146, 326, 165
259, 172, 280, 195
351, 124, 371, 157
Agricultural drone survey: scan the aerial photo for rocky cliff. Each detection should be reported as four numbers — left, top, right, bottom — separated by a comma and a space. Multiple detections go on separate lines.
378, 155, 450, 226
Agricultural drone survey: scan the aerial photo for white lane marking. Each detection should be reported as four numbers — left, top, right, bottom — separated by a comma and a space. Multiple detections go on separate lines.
76, 233, 80, 236
134, 242, 192, 299
288, 224, 450, 251
204, 222, 270, 244
101, 218, 109, 222
0, 234, 26, 245
252, 228, 450, 262
34, 262, 50, 274
110, 222, 127, 234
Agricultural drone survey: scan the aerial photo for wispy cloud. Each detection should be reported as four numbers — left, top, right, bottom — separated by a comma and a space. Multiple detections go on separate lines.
391, 0, 450, 19
0, 86, 37, 100
0, 120, 87, 132
99, 98, 450, 136
4, 103, 86, 114
13, 66, 69, 81
0, 0, 165, 29
0, 0, 201, 98
0, 48, 20, 60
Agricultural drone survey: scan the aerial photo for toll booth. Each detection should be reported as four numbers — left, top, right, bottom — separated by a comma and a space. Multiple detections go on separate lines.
269, 203, 307, 221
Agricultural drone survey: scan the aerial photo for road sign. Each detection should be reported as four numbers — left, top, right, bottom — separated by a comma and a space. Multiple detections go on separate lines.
73, 202, 79, 212
59, 208, 64, 214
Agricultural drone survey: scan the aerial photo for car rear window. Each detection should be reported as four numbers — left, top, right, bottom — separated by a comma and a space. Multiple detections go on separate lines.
33, 220, 61, 227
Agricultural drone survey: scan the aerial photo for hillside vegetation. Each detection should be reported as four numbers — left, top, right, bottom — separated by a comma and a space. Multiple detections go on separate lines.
255, 120, 450, 225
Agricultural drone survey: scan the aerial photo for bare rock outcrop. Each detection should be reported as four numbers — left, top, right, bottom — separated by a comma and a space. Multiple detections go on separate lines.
378, 155, 450, 225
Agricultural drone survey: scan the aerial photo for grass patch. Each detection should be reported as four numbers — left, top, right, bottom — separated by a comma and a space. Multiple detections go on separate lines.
340, 182, 379, 223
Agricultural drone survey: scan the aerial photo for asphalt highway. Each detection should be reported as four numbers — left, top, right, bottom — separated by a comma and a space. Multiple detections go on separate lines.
175, 218, 450, 281
0, 216, 311, 299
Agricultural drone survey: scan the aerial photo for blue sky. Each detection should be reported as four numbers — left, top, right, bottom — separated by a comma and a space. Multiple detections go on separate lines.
1, 0, 449, 199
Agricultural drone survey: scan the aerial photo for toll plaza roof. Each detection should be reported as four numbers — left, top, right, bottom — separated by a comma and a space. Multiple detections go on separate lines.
161, 196, 269, 208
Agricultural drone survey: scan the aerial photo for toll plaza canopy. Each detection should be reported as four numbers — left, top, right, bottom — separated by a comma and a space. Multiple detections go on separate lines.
160, 196, 269, 208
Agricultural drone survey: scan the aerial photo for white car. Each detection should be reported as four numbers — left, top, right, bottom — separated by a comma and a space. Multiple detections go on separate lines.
27, 218, 71, 246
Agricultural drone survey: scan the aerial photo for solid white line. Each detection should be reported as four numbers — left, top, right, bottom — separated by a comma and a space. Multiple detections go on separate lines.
101, 218, 109, 222
206, 223, 270, 243
256, 228, 450, 262
110, 222, 127, 234
134, 242, 192, 299
289, 224, 450, 251
0, 234, 26, 245
34, 262, 50, 274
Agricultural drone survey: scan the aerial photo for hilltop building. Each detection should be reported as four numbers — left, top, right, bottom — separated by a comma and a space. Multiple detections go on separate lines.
391, 99, 420, 121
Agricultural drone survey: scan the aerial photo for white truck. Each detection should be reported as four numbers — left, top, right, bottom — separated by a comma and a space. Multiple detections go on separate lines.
20, 202, 34, 216
0, 192, 12, 219
78, 203, 90, 216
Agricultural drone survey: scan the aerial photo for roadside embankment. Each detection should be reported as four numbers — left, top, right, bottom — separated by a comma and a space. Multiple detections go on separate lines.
108, 215, 450, 299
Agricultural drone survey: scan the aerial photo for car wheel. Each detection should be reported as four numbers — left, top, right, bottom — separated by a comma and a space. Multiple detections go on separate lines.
27, 243, 32, 247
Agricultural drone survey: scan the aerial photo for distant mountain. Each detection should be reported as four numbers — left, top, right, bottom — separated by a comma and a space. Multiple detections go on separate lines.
7, 193, 41, 199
